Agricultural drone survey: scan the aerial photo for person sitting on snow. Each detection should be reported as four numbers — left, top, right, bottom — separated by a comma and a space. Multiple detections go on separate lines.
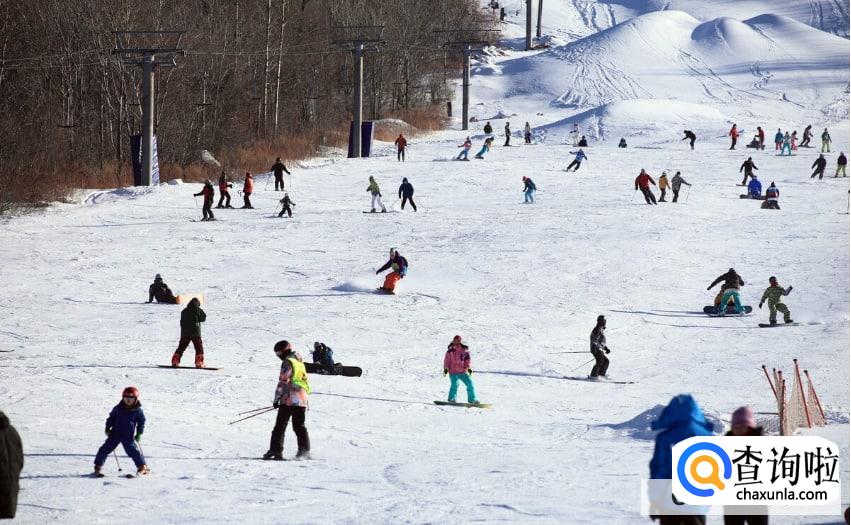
148, 274, 177, 304
747, 175, 762, 199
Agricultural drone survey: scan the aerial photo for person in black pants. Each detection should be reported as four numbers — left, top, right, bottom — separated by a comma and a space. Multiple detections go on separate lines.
263, 341, 311, 460
194, 180, 215, 221
811, 154, 827, 179
739, 157, 758, 186
682, 130, 696, 150
589, 315, 611, 378
277, 193, 295, 218
398, 177, 417, 211
271, 157, 291, 191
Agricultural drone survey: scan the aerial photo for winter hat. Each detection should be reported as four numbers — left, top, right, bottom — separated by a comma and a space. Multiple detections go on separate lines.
122, 386, 140, 400
155, 274, 162, 280
769, 276, 777, 283
731, 406, 755, 428
452, 335, 463, 344
274, 340, 293, 356
522, 176, 528, 181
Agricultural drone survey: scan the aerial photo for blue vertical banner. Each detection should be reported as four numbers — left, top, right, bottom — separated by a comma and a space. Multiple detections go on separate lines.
129, 134, 160, 186
347, 122, 374, 158
151, 135, 160, 185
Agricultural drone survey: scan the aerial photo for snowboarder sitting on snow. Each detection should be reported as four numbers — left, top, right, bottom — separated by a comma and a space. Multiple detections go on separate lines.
707, 268, 745, 315
565, 149, 586, 172
474, 137, 493, 159
148, 274, 177, 304
263, 340, 311, 461
171, 297, 206, 368
93, 386, 148, 476
376, 247, 408, 294
277, 193, 295, 218
671, 171, 690, 203
443, 335, 478, 404
682, 130, 696, 149
398, 177, 416, 211
457, 137, 472, 160
762, 182, 780, 210
367, 176, 387, 213
217, 172, 234, 208
618, 138, 627, 148
811, 154, 827, 180
759, 276, 793, 325
312, 342, 336, 369
194, 180, 215, 221
740, 157, 758, 186
589, 315, 611, 379
522, 176, 536, 203
241, 172, 254, 209
577, 135, 588, 147
747, 175, 762, 199
635, 169, 657, 205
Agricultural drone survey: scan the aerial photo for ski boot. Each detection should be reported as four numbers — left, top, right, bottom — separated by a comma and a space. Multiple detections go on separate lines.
171, 352, 181, 367
295, 451, 311, 460
93, 465, 103, 477
785, 319, 794, 324
381, 209, 387, 213
769, 320, 777, 325
194, 354, 205, 368
370, 209, 376, 213
262, 450, 284, 461
136, 465, 150, 476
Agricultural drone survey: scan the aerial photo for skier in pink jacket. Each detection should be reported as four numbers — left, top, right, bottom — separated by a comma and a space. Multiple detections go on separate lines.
443, 335, 478, 404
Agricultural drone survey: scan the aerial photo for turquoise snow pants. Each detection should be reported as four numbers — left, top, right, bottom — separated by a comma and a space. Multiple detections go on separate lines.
718, 290, 744, 314
448, 373, 477, 403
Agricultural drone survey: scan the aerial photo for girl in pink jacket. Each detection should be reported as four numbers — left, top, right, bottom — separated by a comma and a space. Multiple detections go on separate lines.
443, 335, 478, 404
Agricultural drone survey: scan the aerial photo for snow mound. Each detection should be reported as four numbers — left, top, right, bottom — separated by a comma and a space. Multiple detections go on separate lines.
83, 186, 159, 206
200, 149, 220, 167
600, 404, 725, 441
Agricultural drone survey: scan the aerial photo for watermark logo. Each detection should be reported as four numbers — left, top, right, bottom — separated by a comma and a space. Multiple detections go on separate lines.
676, 441, 732, 497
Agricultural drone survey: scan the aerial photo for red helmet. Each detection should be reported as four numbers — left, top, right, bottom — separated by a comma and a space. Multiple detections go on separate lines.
122, 386, 140, 400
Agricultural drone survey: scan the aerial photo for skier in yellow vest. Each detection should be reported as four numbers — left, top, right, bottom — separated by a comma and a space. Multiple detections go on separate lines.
263, 340, 311, 460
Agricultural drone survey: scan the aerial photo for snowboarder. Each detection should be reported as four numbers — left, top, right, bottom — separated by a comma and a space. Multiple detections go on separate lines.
811, 154, 827, 179
565, 149, 587, 172
312, 341, 336, 368
756, 126, 765, 149
474, 137, 493, 159
504, 122, 511, 146
277, 193, 295, 218
707, 268, 745, 315
170, 297, 206, 368
241, 172, 254, 209
821, 128, 832, 152
618, 138, 627, 148
457, 137, 472, 160
780, 132, 792, 156
800, 125, 813, 148
774, 129, 783, 151
443, 335, 478, 404
194, 180, 215, 221
739, 157, 758, 186
682, 130, 696, 150
588, 315, 611, 379
671, 171, 691, 203
759, 276, 793, 325
398, 177, 416, 211
522, 176, 536, 203
263, 340, 311, 460
657, 171, 670, 202
271, 157, 291, 191
836, 152, 847, 177
216, 172, 233, 208
729, 124, 739, 149
577, 136, 588, 147
483, 122, 493, 135
747, 174, 762, 199
635, 169, 657, 205
93, 386, 148, 477
394, 133, 407, 161
524, 122, 532, 144
148, 274, 177, 304
0, 410, 23, 519
376, 247, 408, 294
366, 176, 386, 213
762, 182, 780, 210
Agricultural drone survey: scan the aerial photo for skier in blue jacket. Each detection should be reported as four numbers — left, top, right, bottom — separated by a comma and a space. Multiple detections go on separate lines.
93, 386, 148, 476
747, 175, 762, 199
522, 176, 537, 203
565, 149, 587, 172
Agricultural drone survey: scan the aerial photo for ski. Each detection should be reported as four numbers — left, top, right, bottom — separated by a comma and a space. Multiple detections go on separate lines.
433, 401, 491, 408
758, 323, 800, 328
562, 376, 636, 385
157, 365, 221, 371
90, 473, 137, 479
362, 211, 396, 214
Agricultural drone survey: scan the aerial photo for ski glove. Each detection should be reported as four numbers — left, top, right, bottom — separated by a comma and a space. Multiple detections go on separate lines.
605, 347, 611, 354
273, 400, 281, 409
467, 368, 472, 375
105, 428, 112, 436
785, 286, 793, 294
135, 432, 142, 442
443, 368, 448, 377
759, 302, 764, 309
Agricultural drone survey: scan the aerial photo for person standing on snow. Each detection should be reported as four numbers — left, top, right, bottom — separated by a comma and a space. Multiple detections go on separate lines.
457, 137, 472, 160
671, 171, 691, 203
762, 182, 780, 210
0, 410, 23, 519
504, 122, 512, 146
277, 193, 295, 218
394, 133, 407, 162
618, 138, 627, 148
571, 123, 580, 146
791, 130, 799, 151
707, 268, 745, 315
443, 335, 478, 404
376, 247, 408, 294
93, 386, 148, 477
588, 315, 611, 379
194, 180, 215, 221
756, 126, 765, 150
241, 172, 255, 209
565, 149, 587, 172
271, 157, 291, 191
729, 124, 739, 150
398, 177, 417, 211
774, 129, 784, 151
658, 171, 670, 202
635, 169, 657, 205
747, 174, 762, 199
474, 137, 493, 159
682, 130, 696, 150
148, 274, 177, 304
171, 297, 207, 367
522, 176, 536, 203
739, 157, 758, 186
821, 128, 832, 152
366, 176, 387, 213
483, 122, 493, 135
263, 340, 311, 461
759, 276, 793, 325
811, 154, 827, 179
217, 172, 233, 209
524, 122, 532, 144
780, 132, 792, 156
836, 152, 847, 177
800, 125, 813, 148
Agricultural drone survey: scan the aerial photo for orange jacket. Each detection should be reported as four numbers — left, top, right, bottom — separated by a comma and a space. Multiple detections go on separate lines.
244, 175, 254, 194
729, 126, 739, 139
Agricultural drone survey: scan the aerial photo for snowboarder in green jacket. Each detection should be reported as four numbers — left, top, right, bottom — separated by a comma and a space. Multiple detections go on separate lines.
758, 276, 793, 325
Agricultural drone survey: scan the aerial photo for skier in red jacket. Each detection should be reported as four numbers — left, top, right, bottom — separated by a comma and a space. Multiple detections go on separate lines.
634, 169, 657, 205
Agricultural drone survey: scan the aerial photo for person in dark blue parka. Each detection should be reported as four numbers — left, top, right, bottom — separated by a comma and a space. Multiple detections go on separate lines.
93, 386, 148, 476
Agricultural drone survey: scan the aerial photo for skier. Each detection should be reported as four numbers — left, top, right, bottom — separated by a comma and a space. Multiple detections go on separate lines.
443, 335, 478, 404
739, 157, 758, 186
376, 247, 408, 294
618, 138, 627, 148
366, 176, 387, 213
271, 157, 291, 191
800, 125, 813, 148
148, 274, 177, 304
707, 268, 745, 315
565, 149, 587, 172
588, 315, 611, 379
194, 180, 215, 221
277, 193, 295, 218
483, 122, 493, 135
774, 128, 783, 150
0, 411, 23, 519
791, 130, 798, 151
671, 171, 691, 203
504, 122, 511, 146
780, 132, 792, 156
394, 133, 407, 162
577, 136, 588, 147
836, 152, 847, 177
571, 123, 579, 146
241, 172, 254, 209
457, 137, 472, 160
759, 276, 793, 325
657, 171, 670, 202
522, 176, 536, 203
170, 297, 206, 368
682, 130, 696, 150
747, 174, 762, 199
635, 169, 657, 205
93, 386, 148, 477
821, 128, 831, 152
398, 177, 416, 211
216, 172, 233, 208
729, 124, 739, 149
524, 122, 532, 144
263, 340, 311, 461
474, 137, 493, 159
312, 341, 336, 369
724, 407, 767, 525
762, 182, 780, 210
811, 154, 827, 179
756, 126, 765, 149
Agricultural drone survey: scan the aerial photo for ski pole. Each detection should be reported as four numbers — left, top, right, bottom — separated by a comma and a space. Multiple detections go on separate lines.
228, 407, 276, 425
238, 405, 274, 416
113, 451, 122, 472
193, 196, 198, 208
569, 357, 595, 373
685, 185, 692, 203
264, 175, 271, 191
550, 351, 589, 354
631, 190, 637, 203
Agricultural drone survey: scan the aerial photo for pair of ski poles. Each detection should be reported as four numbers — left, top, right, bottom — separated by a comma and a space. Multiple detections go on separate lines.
112, 442, 145, 472
228, 405, 276, 425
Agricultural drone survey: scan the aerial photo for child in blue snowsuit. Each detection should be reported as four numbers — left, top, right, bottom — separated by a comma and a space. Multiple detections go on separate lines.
747, 176, 762, 199
522, 176, 536, 203
94, 386, 148, 475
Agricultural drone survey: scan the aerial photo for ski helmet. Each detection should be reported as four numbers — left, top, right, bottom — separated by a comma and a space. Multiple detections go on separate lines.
122, 386, 140, 400
274, 340, 293, 356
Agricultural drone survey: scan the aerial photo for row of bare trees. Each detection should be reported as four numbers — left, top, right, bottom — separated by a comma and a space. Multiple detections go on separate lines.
0, 0, 497, 208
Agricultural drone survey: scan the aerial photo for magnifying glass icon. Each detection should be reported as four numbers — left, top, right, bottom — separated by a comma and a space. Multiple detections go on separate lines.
690, 454, 725, 491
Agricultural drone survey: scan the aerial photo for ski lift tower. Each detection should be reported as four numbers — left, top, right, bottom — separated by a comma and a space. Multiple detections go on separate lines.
436, 29, 498, 131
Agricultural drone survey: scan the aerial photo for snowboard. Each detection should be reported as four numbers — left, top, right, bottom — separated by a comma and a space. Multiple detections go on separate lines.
157, 365, 221, 371
739, 195, 765, 200
362, 210, 396, 214
433, 401, 491, 408
304, 362, 363, 377
176, 293, 205, 305
375, 287, 396, 295
190, 218, 218, 222
703, 305, 753, 315
562, 376, 636, 385
758, 322, 800, 328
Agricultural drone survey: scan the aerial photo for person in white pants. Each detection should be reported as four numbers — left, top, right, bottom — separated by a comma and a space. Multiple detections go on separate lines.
367, 176, 387, 213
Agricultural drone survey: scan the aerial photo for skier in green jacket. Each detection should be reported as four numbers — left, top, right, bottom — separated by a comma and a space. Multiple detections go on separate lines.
758, 276, 793, 325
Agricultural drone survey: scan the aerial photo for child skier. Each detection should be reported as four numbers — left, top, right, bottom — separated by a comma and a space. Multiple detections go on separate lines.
277, 193, 295, 218
589, 315, 611, 379
194, 180, 215, 221
93, 386, 148, 476
457, 137, 472, 160
263, 340, 311, 460
522, 176, 536, 203
758, 276, 793, 325
443, 335, 478, 404
171, 297, 206, 367
671, 171, 691, 203
241, 172, 254, 209
474, 137, 493, 159
658, 171, 670, 202
216, 172, 233, 208
148, 274, 177, 304
780, 132, 792, 156
366, 176, 387, 213
565, 149, 587, 171
376, 247, 408, 294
